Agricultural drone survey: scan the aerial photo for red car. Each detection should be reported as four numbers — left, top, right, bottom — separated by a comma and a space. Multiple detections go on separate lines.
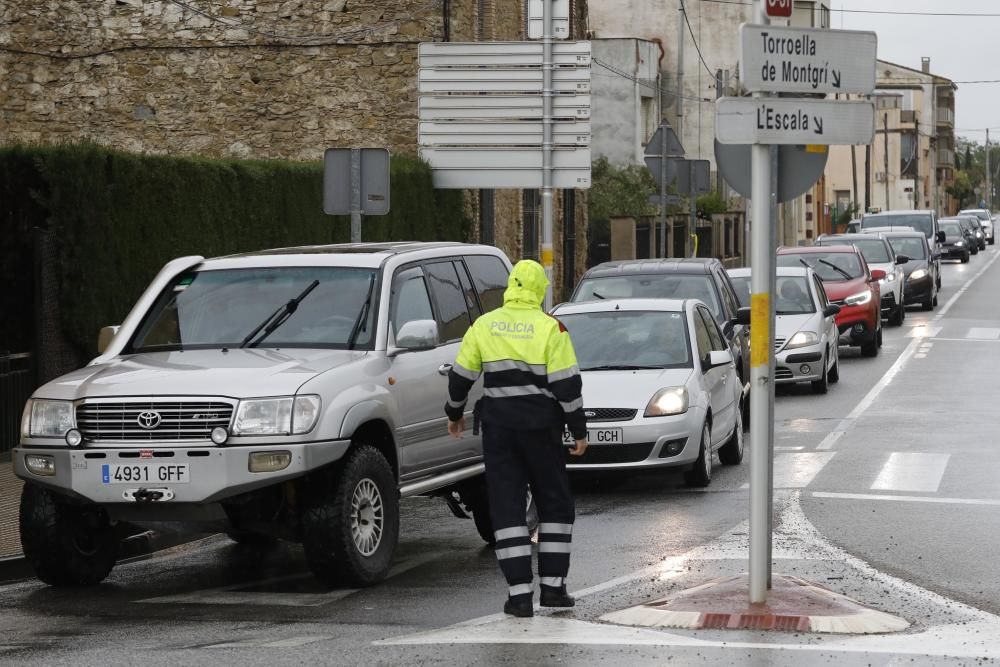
776, 246, 884, 357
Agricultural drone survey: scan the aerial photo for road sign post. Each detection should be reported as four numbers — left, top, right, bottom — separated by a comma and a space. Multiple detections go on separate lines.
644, 122, 686, 257
727, 0, 877, 606
541, 0, 555, 308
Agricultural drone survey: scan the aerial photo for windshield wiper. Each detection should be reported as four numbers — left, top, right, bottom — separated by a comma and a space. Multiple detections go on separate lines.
591, 291, 606, 300
347, 273, 377, 350
816, 259, 854, 281
580, 364, 665, 371
240, 280, 320, 349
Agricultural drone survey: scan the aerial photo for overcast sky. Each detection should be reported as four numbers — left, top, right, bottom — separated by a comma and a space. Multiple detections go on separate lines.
836, 0, 999, 144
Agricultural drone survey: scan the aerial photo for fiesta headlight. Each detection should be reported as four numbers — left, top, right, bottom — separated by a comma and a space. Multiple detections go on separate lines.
844, 290, 873, 306
909, 268, 928, 281
956, 240, 965, 247
880, 271, 896, 284
232, 395, 321, 436
644, 387, 689, 417
24, 399, 75, 438
785, 331, 819, 350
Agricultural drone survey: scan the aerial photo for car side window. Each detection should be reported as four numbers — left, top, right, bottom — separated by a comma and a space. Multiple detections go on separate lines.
699, 307, 727, 352
425, 261, 473, 343
391, 268, 435, 338
454, 260, 483, 320
715, 271, 739, 320
813, 276, 830, 308
464, 255, 509, 313
692, 308, 714, 361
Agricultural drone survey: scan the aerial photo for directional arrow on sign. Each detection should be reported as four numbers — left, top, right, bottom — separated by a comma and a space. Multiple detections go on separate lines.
740, 25, 877, 95
715, 97, 875, 146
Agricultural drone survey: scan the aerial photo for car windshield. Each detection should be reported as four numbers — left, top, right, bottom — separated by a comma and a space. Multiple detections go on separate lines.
131, 267, 377, 351
851, 240, 891, 264
775, 277, 816, 315
887, 237, 927, 260
777, 252, 864, 281
559, 311, 692, 370
960, 210, 991, 222
574, 275, 723, 322
940, 222, 962, 238
862, 214, 933, 239
729, 276, 751, 308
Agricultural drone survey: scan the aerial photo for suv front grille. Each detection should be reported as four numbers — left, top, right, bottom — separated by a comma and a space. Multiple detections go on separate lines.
584, 408, 638, 422
76, 401, 234, 442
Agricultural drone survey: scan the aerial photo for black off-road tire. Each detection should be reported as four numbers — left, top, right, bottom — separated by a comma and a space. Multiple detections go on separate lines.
19, 484, 118, 587
684, 421, 713, 488
718, 406, 744, 466
301, 446, 399, 587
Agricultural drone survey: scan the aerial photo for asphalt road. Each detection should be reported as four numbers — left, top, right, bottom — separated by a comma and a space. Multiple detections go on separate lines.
2, 248, 999, 665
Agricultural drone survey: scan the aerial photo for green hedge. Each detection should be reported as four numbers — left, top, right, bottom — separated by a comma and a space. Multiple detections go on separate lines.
0, 143, 470, 361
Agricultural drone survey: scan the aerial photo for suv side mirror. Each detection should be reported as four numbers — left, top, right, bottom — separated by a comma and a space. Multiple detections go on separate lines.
823, 304, 841, 318
735, 306, 752, 326
391, 319, 439, 354
937, 231, 947, 243
870, 269, 887, 281
97, 325, 120, 354
895, 255, 910, 265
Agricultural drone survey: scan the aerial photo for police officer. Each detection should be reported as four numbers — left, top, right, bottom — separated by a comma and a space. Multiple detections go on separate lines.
445, 259, 587, 618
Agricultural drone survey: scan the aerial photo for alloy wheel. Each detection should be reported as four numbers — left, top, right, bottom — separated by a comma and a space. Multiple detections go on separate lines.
350, 478, 384, 556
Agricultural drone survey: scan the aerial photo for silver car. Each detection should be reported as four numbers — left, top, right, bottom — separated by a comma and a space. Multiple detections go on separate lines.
727, 267, 841, 394
551, 298, 743, 487
14, 242, 515, 587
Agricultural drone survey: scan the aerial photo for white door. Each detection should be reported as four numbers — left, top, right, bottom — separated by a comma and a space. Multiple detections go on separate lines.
694, 306, 737, 445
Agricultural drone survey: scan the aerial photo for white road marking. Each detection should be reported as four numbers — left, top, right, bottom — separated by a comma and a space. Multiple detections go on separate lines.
931, 337, 1000, 343
906, 325, 942, 338
871, 453, 950, 493
914, 353, 927, 359
739, 452, 835, 490
817, 250, 1000, 452
813, 491, 1000, 507
774, 446, 805, 451
966, 327, 1000, 339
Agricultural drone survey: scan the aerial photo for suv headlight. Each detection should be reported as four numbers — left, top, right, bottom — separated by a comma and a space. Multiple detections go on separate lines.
785, 331, 819, 349
844, 290, 872, 306
23, 399, 74, 438
644, 387, 689, 417
233, 395, 321, 436
909, 268, 928, 281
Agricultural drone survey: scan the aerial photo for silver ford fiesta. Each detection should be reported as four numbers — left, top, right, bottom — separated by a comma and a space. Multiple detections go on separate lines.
551, 298, 744, 487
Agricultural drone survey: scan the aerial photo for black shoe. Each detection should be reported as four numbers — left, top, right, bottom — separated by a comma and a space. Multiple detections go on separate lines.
540, 586, 575, 608
503, 597, 534, 618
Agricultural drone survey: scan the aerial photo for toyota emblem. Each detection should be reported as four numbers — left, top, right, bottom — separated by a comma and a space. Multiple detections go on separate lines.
136, 411, 162, 430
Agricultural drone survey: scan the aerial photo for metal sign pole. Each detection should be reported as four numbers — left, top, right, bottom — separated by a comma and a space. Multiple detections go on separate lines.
689, 161, 698, 257
748, 2, 775, 605
350, 148, 362, 243
541, 0, 555, 308
659, 129, 668, 258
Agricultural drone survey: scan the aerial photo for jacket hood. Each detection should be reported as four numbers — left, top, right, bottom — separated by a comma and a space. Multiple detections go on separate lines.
504, 260, 549, 308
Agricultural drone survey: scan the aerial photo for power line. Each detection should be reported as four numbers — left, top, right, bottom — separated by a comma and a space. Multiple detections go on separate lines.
701, 0, 1000, 16
680, 0, 717, 79
592, 57, 716, 104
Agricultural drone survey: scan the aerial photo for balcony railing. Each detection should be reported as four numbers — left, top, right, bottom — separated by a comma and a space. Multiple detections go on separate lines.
938, 148, 955, 166
937, 108, 955, 126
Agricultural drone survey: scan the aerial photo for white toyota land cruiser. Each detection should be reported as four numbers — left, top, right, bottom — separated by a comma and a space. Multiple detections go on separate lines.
15, 242, 516, 587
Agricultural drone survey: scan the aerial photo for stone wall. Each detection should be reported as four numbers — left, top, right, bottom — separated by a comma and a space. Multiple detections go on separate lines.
1, 0, 588, 294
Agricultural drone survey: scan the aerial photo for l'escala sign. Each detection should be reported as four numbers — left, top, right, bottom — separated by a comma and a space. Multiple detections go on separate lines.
740, 24, 877, 95
715, 97, 875, 145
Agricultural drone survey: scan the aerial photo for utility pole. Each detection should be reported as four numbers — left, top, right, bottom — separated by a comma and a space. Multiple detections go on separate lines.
913, 112, 919, 210
851, 145, 859, 219
987, 129, 992, 211
865, 144, 871, 212
541, 0, 554, 308
883, 113, 890, 210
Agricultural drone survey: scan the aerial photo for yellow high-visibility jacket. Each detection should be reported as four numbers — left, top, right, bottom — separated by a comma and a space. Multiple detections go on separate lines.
445, 260, 586, 439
